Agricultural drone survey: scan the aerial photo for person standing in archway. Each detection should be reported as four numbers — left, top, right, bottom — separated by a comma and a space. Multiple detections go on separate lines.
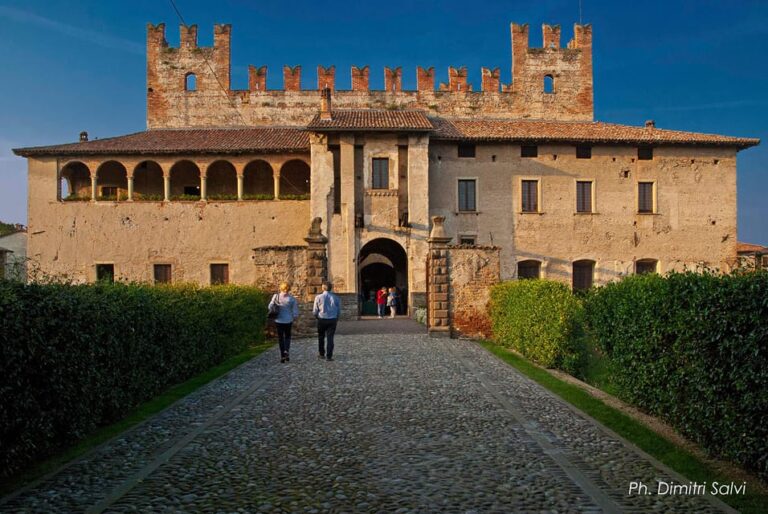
376, 286, 387, 318
387, 287, 398, 319
269, 282, 299, 363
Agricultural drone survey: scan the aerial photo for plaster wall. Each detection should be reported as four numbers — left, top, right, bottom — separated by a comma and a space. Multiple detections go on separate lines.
428, 143, 738, 284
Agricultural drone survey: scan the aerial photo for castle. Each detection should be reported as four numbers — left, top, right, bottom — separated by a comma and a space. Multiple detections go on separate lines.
14, 22, 759, 335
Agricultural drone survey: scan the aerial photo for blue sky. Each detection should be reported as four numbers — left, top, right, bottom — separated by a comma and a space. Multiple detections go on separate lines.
1, 0, 766, 244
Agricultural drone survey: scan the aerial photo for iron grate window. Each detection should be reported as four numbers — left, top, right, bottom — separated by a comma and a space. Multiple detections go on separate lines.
635, 260, 658, 275
521, 180, 539, 212
154, 264, 172, 284
372, 158, 389, 189
517, 260, 541, 279
210, 263, 229, 285
458, 179, 477, 211
521, 145, 538, 158
638, 182, 654, 213
572, 260, 595, 291
576, 181, 593, 213
458, 143, 476, 158
96, 264, 115, 283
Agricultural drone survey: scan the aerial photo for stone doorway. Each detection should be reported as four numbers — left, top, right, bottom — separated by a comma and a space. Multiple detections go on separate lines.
358, 238, 408, 316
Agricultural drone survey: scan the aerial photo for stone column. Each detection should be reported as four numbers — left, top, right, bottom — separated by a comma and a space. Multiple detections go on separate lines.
237, 174, 244, 201
427, 216, 452, 338
273, 170, 281, 200
163, 175, 170, 202
90, 174, 97, 201
304, 218, 329, 300
127, 175, 134, 201
200, 175, 207, 201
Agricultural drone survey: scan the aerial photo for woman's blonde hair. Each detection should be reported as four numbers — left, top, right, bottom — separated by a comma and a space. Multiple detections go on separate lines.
279, 282, 290, 292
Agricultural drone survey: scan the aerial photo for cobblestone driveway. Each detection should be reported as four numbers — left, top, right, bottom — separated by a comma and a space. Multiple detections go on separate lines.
1, 329, 734, 513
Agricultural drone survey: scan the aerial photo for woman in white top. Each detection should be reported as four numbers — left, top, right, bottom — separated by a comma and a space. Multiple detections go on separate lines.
268, 282, 299, 363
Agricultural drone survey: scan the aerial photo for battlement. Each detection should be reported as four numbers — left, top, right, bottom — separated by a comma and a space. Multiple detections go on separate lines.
146, 22, 593, 128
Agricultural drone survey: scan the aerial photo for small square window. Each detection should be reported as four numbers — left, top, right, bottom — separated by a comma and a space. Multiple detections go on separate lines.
517, 260, 541, 279
521, 145, 538, 158
210, 263, 229, 285
457, 143, 476, 158
154, 264, 172, 284
96, 264, 115, 283
459, 236, 476, 246
458, 179, 476, 212
638, 182, 654, 213
638, 146, 653, 160
372, 158, 389, 189
521, 180, 539, 212
636, 260, 658, 275
576, 145, 592, 159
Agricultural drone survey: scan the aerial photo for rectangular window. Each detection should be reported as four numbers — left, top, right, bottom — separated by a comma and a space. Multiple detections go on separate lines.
572, 261, 594, 291
635, 260, 658, 275
459, 236, 476, 246
576, 145, 592, 159
521, 180, 539, 212
457, 143, 476, 158
638, 182, 654, 213
96, 264, 115, 283
458, 179, 476, 212
517, 261, 541, 279
576, 181, 593, 213
154, 264, 172, 284
210, 263, 229, 285
638, 146, 653, 160
372, 158, 389, 189
521, 145, 538, 158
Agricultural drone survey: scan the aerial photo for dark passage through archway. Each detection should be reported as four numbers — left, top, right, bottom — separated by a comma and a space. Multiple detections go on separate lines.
358, 238, 408, 316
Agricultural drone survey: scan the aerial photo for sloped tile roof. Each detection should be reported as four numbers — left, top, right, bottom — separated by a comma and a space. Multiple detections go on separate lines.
737, 242, 768, 254
13, 128, 310, 156
307, 109, 433, 131
430, 118, 760, 148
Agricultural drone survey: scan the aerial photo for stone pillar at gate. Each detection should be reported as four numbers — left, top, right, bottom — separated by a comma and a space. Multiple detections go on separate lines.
304, 216, 329, 299
427, 216, 452, 338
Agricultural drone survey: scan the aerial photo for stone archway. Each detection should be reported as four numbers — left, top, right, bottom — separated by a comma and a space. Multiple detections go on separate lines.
358, 238, 408, 316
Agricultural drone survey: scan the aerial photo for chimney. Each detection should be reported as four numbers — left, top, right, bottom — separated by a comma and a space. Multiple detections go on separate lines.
320, 86, 332, 120
645, 120, 655, 129
80, 131, 88, 142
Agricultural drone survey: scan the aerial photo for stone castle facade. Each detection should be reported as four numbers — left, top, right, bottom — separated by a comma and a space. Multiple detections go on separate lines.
14, 22, 758, 335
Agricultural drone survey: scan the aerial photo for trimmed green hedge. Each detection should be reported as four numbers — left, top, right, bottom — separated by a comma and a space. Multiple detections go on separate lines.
0, 281, 267, 478
583, 271, 768, 480
490, 280, 586, 376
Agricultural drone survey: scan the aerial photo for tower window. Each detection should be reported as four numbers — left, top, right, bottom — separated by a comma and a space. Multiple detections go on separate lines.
457, 143, 476, 158
576, 145, 592, 159
372, 158, 389, 189
521, 145, 538, 158
638, 146, 653, 160
544, 75, 554, 94
185, 72, 197, 92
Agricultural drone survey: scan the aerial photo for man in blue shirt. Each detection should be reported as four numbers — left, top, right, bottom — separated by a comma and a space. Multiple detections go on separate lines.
313, 282, 341, 361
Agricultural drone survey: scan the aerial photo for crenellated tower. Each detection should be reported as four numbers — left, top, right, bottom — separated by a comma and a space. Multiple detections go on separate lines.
145, 22, 593, 128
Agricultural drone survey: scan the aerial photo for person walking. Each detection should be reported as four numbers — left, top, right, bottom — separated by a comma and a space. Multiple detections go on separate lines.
269, 282, 299, 363
376, 286, 387, 318
313, 282, 341, 361
387, 287, 398, 319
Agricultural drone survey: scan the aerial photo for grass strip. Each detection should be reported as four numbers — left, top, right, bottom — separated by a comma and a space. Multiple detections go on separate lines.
480, 341, 767, 514
1, 342, 273, 497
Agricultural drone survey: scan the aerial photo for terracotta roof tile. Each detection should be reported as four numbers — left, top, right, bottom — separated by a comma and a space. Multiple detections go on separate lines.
737, 242, 768, 254
430, 118, 759, 149
307, 109, 433, 131
13, 128, 310, 157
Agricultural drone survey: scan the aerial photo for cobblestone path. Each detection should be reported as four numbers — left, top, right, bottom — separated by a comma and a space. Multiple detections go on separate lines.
1, 333, 734, 513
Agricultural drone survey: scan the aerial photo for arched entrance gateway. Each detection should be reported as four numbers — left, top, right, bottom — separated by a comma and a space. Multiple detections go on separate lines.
358, 238, 408, 316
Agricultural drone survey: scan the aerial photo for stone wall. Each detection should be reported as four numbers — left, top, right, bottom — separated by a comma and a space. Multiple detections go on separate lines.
447, 245, 500, 339
145, 23, 593, 128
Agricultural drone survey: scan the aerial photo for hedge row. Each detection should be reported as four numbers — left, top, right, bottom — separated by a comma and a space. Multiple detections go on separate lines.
489, 280, 586, 376
583, 271, 768, 480
0, 281, 268, 478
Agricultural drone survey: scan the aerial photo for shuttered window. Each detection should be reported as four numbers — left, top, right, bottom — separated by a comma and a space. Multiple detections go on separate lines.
521, 180, 538, 212
572, 260, 595, 291
210, 264, 229, 285
638, 182, 654, 213
458, 179, 476, 211
517, 260, 541, 279
576, 181, 592, 213
458, 143, 476, 158
154, 264, 172, 284
372, 158, 389, 189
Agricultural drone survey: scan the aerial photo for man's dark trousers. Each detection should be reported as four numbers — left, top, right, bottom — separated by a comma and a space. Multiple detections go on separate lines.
317, 318, 338, 358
